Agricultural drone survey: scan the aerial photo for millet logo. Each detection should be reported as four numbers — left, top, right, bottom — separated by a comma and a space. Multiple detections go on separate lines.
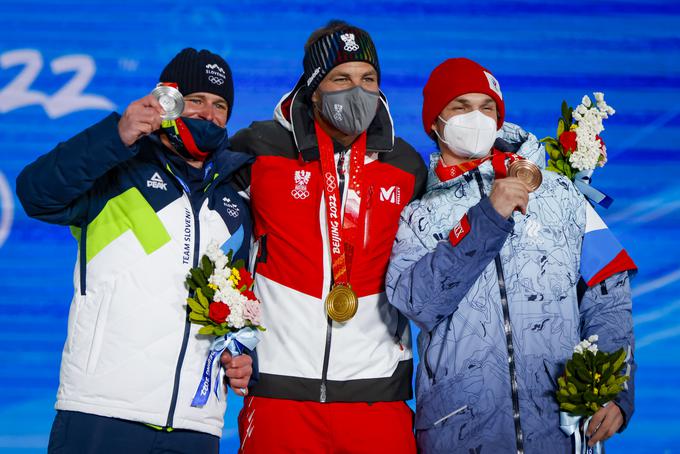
379, 186, 401, 205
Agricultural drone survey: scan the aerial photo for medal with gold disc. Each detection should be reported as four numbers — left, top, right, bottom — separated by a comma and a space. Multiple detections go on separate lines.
315, 122, 368, 323
325, 283, 358, 323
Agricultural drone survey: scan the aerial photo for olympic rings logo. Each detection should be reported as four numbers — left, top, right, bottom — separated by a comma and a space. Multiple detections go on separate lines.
208, 76, 224, 85
291, 188, 310, 200
324, 172, 337, 192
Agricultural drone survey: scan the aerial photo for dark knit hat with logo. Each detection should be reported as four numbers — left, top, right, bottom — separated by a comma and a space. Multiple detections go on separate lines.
159, 48, 234, 119
303, 24, 380, 94
422, 58, 505, 135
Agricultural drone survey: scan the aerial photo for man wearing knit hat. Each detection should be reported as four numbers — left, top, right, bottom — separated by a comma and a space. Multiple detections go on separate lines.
16, 48, 253, 453
229, 20, 427, 453
386, 58, 636, 453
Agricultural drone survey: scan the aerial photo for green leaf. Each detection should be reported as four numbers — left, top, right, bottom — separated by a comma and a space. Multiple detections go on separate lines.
610, 348, 627, 374
196, 288, 210, 309
557, 376, 566, 389
233, 259, 245, 270
548, 143, 566, 161
567, 382, 578, 396
187, 297, 206, 316
214, 326, 232, 336
185, 276, 198, 291
546, 163, 562, 174
189, 312, 209, 324
567, 107, 574, 126
190, 268, 208, 288
201, 255, 214, 278
557, 118, 566, 137
575, 365, 592, 383
561, 100, 570, 121
198, 325, 215, 335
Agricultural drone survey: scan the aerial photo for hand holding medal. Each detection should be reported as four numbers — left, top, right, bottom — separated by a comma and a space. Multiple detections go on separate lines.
151, 83, 184, 120
508, 159, 542, 193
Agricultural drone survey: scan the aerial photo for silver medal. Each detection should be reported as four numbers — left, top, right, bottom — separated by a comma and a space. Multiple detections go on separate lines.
151, 84, 184, 120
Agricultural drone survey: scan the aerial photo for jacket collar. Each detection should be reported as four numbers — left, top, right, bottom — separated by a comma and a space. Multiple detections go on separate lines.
425, 121, 545, 192
273, 78, 395, 161
149, 133, 253, 188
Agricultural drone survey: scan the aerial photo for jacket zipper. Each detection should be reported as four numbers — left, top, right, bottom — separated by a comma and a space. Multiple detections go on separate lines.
166, 187, 201, 427
319, 149, 347, 402
473, 169, 524, 454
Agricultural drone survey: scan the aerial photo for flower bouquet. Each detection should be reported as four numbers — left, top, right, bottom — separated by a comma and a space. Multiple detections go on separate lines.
557, 335, 629, 454
541, 93, 616, 207
185, 241, 264, 407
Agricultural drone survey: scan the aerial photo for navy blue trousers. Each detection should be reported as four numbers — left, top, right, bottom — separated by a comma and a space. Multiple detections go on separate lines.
48, 411, 219, 454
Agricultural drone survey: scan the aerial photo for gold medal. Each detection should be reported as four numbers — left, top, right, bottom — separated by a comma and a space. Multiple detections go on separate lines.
508, 160, 542, 192
325, 284, 358, 323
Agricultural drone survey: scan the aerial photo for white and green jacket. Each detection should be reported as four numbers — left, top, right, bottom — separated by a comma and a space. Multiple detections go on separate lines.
16, 112, 253, 437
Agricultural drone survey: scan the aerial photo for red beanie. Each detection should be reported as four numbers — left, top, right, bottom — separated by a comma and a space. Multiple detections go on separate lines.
422, 58, 505, 135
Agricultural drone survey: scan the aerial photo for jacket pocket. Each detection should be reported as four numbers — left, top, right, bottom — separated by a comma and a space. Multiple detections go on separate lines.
85, 288, 113, 375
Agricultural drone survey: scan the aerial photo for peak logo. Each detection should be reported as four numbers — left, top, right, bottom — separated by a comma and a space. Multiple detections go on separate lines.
147, 172, 167, 190
379, 186, 401, 205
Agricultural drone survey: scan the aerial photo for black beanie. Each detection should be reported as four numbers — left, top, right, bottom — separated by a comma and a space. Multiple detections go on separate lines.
303, 26, 380, 94
159, 48, 234, 119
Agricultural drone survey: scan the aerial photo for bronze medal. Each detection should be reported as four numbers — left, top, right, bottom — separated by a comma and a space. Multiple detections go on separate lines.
151, 84, 184, 121
508, 160, 542, 192
325, 284, 358, 323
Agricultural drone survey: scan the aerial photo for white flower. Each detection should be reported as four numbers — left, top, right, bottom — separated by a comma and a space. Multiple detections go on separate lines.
568, 95, 614, 172
205, 241, 224, 263
588, 344, 599, 354
574, 344, 584, 354
226, 295, 247, 329
208, 269, 231, 289
588, 334, 599, 343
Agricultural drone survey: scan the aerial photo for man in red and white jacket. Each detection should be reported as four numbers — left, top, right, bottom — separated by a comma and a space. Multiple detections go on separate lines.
229, 20, 427, 453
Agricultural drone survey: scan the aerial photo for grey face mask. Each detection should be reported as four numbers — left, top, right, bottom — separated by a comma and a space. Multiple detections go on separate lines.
318, 86, 380, 135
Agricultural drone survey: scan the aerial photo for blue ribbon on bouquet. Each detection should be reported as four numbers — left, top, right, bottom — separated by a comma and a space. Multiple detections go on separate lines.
560, 411, 602, 454
574, 170, 613, 209
190, 327, 261, 408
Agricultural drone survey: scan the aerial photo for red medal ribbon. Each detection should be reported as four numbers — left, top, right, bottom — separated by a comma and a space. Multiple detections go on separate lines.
435, 149, 523, 182
315, 121, 367, 287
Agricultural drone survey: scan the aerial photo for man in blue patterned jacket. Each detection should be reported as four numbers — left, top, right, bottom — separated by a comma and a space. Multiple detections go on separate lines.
386, 58, 637, 454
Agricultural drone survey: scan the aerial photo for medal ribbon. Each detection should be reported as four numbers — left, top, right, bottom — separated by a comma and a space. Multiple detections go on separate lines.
315, 121, 367, 287
435, 149, 522, 182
